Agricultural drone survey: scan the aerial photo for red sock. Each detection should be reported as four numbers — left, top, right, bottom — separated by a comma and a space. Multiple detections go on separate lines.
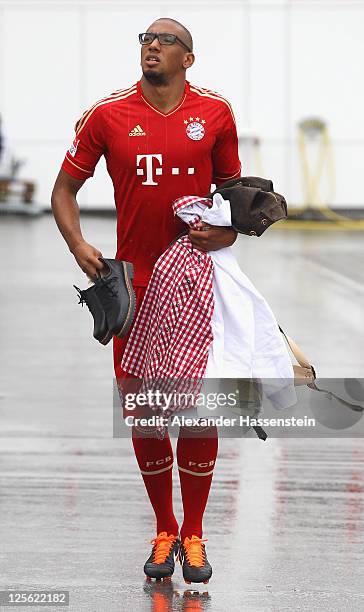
177, 426, 218, 541
132, 427, 179, 536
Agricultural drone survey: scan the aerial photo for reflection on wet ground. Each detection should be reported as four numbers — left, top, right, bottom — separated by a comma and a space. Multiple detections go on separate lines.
1, 218, 364, 610
1, 437, 363, 611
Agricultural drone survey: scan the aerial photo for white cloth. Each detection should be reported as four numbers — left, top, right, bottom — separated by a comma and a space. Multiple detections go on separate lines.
177, 193, 297, 410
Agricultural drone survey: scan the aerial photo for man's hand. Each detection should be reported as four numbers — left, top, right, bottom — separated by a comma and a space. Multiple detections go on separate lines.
51, 170, 105, 278
188, 222, 238, 252
71, 240, 105, 278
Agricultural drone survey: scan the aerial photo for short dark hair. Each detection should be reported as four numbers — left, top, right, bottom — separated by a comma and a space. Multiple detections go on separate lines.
150, 17, 193, 52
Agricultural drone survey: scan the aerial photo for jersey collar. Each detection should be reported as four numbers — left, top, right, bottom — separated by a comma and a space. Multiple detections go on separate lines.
137, 80, 189, 117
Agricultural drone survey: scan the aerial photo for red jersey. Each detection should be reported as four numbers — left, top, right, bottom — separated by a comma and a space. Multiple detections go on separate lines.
61, 80, 241, 286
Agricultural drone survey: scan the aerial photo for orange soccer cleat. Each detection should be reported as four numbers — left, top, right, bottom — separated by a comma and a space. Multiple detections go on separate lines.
144, 532, 181, 581
179, 535, 212, 584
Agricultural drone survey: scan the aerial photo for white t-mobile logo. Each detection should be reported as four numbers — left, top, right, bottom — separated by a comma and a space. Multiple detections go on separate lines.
136, 154, 195, 186
137, 154, 162, 186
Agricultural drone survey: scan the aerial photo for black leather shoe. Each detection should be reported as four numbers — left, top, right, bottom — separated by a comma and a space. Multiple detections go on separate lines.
94, 258, 136, 338
74, 284, 112, 345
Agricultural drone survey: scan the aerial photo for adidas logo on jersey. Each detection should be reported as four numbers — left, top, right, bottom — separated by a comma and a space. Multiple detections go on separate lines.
129, 124, 146, 136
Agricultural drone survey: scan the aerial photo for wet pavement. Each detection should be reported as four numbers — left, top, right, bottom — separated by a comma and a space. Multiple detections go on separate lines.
1, 216, 364, 611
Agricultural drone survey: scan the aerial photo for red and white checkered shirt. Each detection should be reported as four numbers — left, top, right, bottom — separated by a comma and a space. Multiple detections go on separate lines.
121, 196, 214, 384
121, 239, 214, 381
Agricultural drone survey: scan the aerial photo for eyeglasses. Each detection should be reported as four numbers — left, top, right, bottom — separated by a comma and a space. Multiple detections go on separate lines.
139, 32, 192, 53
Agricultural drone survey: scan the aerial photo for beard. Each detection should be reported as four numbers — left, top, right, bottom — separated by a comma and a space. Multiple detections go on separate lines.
142, 68, 168, 86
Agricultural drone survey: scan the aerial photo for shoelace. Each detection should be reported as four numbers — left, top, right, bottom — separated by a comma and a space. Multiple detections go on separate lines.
183, 536, 208, 567
96, 276, 118, 298
150, 532, 177, 564
74, 286, 87, 308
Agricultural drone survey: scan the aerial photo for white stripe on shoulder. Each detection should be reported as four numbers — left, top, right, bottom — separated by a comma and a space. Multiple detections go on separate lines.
76, 87, 137, 135
108, 84, 137, 97
77, 84, 136, 121
190, 83, 233, 105
190, 83, 226, 98
189, 84, 236, 124
77, 85, 137, 120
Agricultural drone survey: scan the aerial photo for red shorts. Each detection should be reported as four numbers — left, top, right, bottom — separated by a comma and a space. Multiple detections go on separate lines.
113, 284, 200, 425
113, 285, 147, 379
113, 285, 148, 420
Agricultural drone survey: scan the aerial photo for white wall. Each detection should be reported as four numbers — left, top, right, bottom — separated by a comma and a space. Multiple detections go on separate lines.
0, 0, 363, 209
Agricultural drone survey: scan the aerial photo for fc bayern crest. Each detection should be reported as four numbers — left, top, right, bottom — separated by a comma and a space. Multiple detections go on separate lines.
185, 118, 206, 141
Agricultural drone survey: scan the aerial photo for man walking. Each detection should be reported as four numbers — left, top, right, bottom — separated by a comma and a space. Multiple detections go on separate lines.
52, 17, 241, 583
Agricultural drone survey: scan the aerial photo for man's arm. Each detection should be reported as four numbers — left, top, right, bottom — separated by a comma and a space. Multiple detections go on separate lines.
189, 101, 241, 252
51, 169, 104, 278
